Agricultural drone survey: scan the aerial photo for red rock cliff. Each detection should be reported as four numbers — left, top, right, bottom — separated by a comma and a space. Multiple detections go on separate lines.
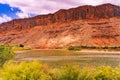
0, 3, 120, 48
0, 3, 120, 32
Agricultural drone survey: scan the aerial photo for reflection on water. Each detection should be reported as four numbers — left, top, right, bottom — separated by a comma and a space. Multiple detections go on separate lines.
15, 50, 120, 67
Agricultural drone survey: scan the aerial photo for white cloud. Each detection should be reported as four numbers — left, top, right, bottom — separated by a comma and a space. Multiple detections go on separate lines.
75, 0, 104, 6
16, 12, 29, 18
0, 15, 12, 23
74, 0, 120, 6
0, 0, 63, 14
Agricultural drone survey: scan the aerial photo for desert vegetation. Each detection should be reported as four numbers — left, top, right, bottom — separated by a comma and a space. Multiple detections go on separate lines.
68, 46, 120, 51
0, 45, 14, 66
0, 45, 120, 80
12, 44, 31, 51
0, 61, 120, 80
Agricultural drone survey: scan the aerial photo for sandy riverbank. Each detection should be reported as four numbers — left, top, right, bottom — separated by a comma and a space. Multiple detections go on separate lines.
77, 50, 120, 55
15, 49, 120, 55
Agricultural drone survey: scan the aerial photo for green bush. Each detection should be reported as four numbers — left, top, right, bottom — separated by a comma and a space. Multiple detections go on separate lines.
94, 66, 120, 80
19, 44, 24, 47
61, 65, 80, 80
67, 46, 120, 51
1, 61, 52, 80
78, 67, 95, 80
0, 45, 14, 66
68, 46, 81, 51
79, 66, 120, 80
49, 65, 80, 80
1, 61, 120, 80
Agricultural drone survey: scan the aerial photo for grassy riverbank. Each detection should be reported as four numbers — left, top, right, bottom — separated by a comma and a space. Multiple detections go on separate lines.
1, 61, 120, 80
0, 45, 120, 80
67, 46, 120, 51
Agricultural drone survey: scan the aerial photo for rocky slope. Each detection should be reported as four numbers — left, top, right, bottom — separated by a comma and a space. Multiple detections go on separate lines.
0, 3, 120, 48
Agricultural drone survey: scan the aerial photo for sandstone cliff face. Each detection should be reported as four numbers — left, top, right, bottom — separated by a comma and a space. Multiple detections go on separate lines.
0, 3, 120, 32
0, 4, 120, 48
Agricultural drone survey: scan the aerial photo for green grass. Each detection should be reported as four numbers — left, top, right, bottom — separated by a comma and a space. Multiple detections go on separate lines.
12, 46, 31, 51
4, 44, 31, 51
1, 61, 120, 80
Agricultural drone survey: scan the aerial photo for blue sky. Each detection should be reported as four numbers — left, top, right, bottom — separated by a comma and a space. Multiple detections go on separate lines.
0, 0, 119, 23
0, 3, 36, 18
0, 3, 32, 23
0, 3, 36, 23
0, 4, 20, 18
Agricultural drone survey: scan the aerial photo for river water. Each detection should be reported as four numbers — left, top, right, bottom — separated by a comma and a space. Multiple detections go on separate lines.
15, 49, 120, 67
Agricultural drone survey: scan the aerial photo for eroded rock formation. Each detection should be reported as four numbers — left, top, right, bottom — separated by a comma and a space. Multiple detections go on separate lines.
0, 3, 120, 48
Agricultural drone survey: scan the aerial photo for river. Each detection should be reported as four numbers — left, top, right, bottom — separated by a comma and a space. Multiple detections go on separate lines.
15, 49, 120, 67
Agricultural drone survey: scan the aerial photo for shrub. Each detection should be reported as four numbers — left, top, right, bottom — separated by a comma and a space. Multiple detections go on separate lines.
0, 45, 14, 66
94, 66, 120, 80
61, 65, 80, 80
1, 61, 120, 80
1, 61, 52, 80
68, 46, 81, 51
68, 46, 74, 50
19, 44, 24, 47
78, 67, 95, 80
49, 65, 80, 80
67, 46, 120, 51
49, 68, 63, 80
